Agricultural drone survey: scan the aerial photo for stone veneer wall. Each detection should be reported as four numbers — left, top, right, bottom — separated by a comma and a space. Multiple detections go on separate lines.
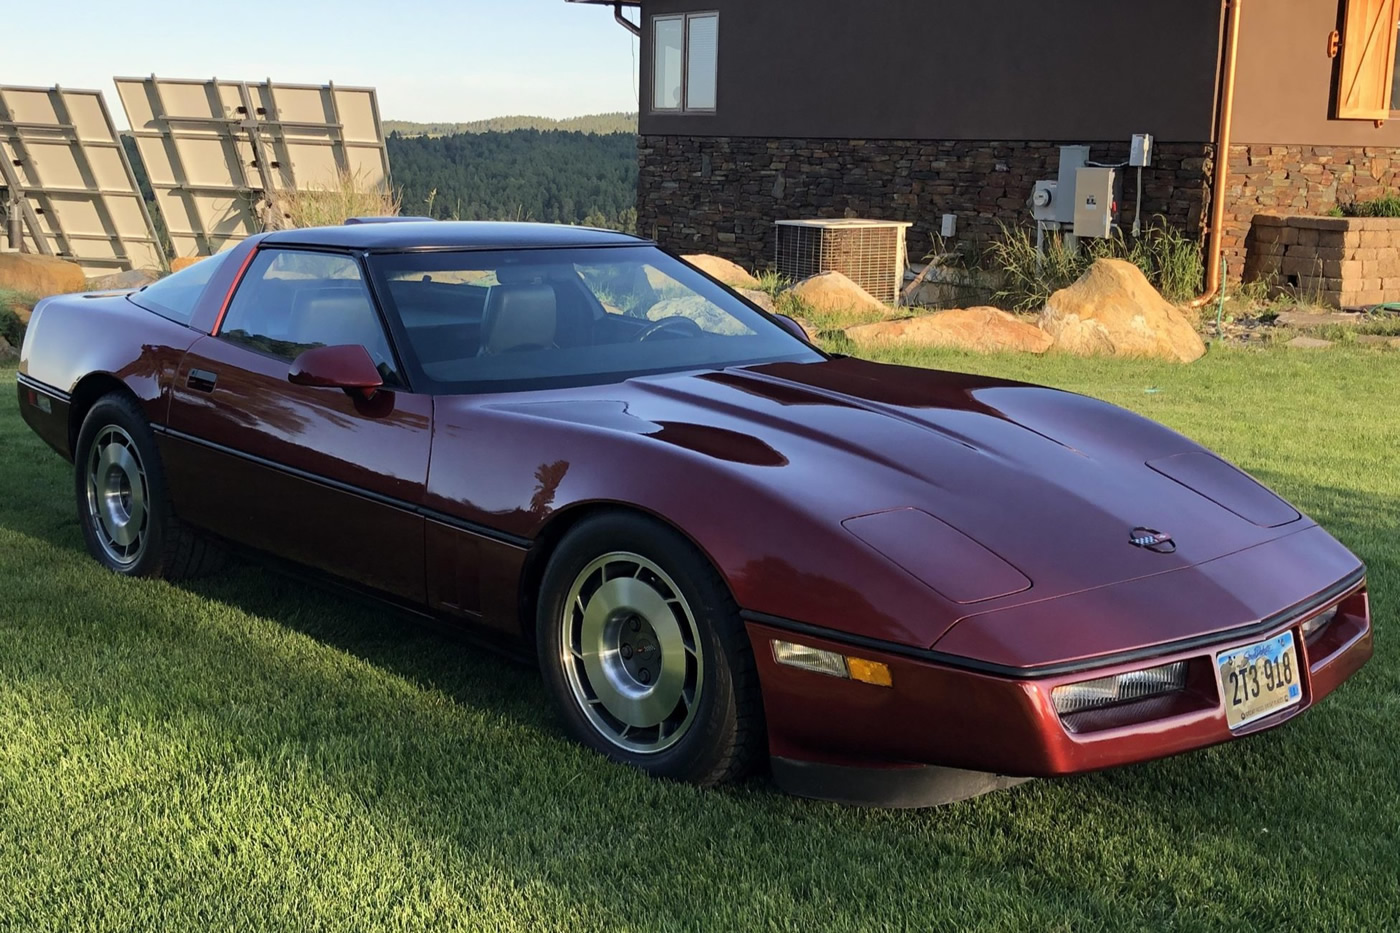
1221, 144, 1400, 285
1244, 214, 1400, 308
637, 136, 1211, 273
637, 137, 1400, 296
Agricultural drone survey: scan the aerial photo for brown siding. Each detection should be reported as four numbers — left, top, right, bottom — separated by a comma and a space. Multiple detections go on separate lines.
638, 0, 1223, 142
1232, 0, 1400, 146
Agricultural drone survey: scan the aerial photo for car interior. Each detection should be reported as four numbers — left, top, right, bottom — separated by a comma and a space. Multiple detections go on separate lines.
216, 248, 802, 391
385, 265, 659, 366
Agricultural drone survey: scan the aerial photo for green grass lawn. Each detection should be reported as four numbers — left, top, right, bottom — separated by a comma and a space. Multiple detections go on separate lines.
2, 346, 1397, 931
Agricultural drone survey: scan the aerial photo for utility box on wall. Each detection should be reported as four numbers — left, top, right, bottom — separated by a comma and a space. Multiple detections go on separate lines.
1073, 167, 1117, 239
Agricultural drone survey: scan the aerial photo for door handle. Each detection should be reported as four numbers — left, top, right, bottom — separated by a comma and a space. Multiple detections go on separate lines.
187, 368, 218, 393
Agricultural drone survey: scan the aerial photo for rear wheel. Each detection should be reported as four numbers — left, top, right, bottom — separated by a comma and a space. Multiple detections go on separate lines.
74, 393, 223, 579
537, 513, 763, 785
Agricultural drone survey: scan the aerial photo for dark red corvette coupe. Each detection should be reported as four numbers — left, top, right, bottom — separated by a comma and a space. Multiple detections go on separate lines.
16, 221, 1372, 806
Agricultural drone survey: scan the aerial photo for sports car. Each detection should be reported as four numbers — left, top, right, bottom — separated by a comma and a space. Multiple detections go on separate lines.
15, 221, 1372, 807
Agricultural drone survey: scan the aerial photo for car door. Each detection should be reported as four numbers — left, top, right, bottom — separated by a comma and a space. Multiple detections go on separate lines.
162, 247, 432, 603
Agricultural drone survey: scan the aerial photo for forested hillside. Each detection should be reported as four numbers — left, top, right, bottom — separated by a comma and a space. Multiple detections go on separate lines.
387, 129, 638, 230
121, 123, 640, 235
384, 113, 636, 137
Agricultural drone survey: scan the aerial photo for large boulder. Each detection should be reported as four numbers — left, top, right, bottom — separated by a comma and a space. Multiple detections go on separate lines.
787, 270, 887, 316
1039, 259, 1206, 362
0, 336, 17, 363
681, 254, 761, 288
86, 268, 162, 291
0, 253, 85, 297
646, 296, 751, 335
845, 307, 1053, 354
171, 256, 206, 273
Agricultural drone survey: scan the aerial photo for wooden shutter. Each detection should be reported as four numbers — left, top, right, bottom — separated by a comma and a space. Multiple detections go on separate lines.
1337, 0, 1400, 119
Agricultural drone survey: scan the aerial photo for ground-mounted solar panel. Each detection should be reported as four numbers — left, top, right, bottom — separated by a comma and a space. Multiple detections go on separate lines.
114, 77, 392, 259
0, 85, 165, 274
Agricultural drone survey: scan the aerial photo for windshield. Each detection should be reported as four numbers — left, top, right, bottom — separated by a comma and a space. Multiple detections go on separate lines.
126, 251, 233, 325
368, 245, 820, 393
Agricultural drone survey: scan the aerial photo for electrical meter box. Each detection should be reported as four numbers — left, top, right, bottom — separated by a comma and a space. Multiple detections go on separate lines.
1073, 167, 1117, 238
1031, 180, 1058, 222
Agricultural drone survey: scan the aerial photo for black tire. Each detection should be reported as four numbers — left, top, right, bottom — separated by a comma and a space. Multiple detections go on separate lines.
537, 512, 764, 786
74, 393, 224, 579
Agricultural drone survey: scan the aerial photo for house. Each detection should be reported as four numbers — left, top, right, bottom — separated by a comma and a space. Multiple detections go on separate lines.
570, 0, 1400, 301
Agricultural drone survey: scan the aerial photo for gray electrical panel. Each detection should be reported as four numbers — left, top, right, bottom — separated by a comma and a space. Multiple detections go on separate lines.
1054, 145, 1090, 225
1073, 167, 1117, 238
1131, 133, 1154, 167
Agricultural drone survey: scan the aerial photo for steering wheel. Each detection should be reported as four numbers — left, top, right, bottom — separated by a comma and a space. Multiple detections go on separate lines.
636, 315, 704, 342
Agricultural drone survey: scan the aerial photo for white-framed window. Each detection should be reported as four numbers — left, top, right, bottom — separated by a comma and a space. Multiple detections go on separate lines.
652, 12, 719, 113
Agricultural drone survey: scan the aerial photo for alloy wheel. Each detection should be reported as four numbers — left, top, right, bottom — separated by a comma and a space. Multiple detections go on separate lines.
560, 551, 704, 754
85, 424, 149, 567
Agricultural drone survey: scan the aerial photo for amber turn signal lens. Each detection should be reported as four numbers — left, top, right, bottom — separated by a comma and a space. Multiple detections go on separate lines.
846, 657, 893, 687
771, 640, 893, 687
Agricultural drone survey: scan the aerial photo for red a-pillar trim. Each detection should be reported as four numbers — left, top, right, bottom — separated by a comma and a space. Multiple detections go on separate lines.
211, 247, 259, 336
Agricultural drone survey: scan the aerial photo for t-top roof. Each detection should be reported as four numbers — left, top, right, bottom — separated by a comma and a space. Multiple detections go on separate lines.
262, 220, 651, 251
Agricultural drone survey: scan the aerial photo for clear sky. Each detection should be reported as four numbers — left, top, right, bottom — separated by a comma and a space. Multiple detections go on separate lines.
5, 0, 639, 127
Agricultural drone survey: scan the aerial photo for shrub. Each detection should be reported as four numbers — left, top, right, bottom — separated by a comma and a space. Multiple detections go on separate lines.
1335, 194, 1400, 218
0, 288, 35, 349
986, 219, 1203, 311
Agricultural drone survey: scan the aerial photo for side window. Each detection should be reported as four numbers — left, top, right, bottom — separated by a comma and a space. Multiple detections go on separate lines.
219, 249, 402, 385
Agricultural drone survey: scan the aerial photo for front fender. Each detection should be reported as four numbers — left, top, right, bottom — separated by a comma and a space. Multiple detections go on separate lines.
425, 399, 968, 649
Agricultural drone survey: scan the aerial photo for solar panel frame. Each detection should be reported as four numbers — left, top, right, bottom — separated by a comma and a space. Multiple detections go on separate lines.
114, 76, 392, 259
0, 84, 166, 274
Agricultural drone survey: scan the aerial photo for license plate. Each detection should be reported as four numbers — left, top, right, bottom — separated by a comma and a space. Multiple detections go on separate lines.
1217, 631, 1302, 729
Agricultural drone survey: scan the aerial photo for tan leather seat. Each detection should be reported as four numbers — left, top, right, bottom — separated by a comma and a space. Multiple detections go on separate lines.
287, 287, 395, 375
479, 284, 558, 354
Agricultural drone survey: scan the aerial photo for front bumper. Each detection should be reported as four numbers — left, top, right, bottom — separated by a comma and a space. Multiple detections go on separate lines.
747, 574, 1371, 805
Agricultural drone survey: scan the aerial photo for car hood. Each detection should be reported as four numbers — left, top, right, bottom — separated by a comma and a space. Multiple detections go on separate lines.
473, 356, 1313, 640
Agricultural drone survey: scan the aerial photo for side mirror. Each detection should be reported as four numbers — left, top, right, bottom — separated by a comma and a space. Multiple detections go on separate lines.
288, 344, 384, 399
774, 314, 811, 343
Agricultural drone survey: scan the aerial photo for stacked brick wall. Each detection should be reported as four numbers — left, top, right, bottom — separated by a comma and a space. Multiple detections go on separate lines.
1222, 144, 1400, 284
1245, 213, 1400, 308
637, 136, 1211, 273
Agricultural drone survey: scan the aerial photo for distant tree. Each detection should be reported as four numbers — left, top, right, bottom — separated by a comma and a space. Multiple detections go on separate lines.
387, 130, 638, 232
383, 113, 638, 138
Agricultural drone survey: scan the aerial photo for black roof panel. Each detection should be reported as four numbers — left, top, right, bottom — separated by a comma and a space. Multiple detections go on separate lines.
262, 221, 651, 251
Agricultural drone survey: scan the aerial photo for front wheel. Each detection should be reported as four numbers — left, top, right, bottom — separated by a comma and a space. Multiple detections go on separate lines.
74, 393, 223, 579
537, 513, 763, 786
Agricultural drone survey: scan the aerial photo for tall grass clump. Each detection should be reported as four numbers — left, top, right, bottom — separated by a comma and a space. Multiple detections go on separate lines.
270, 168, 401, 229
987, 219, 1202, 311
986, 225, 1087, 312
1334, 193, 1400, 217
752, 269, 790, 298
